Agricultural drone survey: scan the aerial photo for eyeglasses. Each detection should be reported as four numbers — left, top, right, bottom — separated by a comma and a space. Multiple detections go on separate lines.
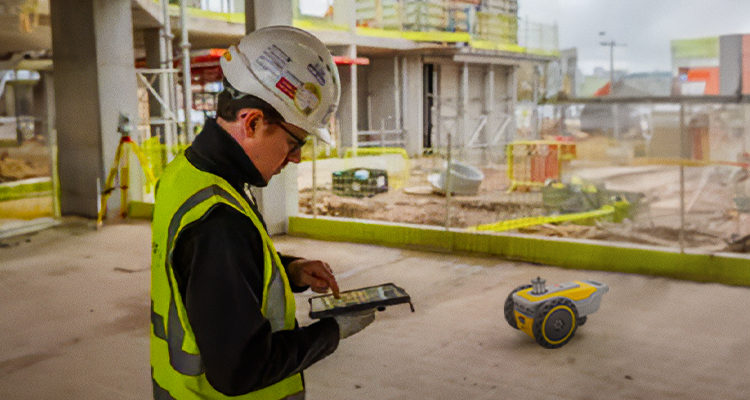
274, 122, 307, 154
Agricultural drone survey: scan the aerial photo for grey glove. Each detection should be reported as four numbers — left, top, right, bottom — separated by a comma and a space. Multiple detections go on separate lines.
333, 310, 376, 339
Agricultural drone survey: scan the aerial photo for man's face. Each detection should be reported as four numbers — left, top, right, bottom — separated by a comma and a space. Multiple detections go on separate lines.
239, 111, 308, 183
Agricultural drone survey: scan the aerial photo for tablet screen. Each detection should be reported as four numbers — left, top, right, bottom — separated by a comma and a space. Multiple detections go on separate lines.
309, 283, 413, 318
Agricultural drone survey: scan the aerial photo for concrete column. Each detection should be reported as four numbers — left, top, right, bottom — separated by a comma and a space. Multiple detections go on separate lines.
720, 34, 743, 96
32, 72, 52, 141
348, 45, 359, 152
249, 0, 294, 28
459, 62, 469, 154
394, 56, 401, 134
50, 0, 139, 219
485, 65, 495, 142
402, 55, 423, 157
336, 45, 358, 154
40, 71, 60, 217
483, 65, 495, 163
248, 163, 298, 236
507, 65, 517, 146
244, 0, 297, 235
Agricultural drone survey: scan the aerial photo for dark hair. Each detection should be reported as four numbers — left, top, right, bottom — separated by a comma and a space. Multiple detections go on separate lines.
216, 79, 284, 123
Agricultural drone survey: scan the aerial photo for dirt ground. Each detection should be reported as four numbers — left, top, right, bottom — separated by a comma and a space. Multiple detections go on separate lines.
0, 140, 51, 182
299, 155, 750, 254
0, 220, 748, 399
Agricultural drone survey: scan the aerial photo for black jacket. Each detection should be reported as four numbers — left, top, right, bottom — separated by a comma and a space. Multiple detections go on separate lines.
170, 118, 339, 396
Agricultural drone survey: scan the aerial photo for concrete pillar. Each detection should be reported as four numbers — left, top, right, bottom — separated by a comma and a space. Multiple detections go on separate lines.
507, 65, 517, 146
346, 45, 359, 152
337, 54, 358, 150
720, 34, 743, 96
248, 162, 298, 236
50, 0, 140, 218
485, 65, 495, 139
367, 58, 396, 140
459, 62, 469, 155
402, 55, 423, 157
482, 65, 495, 163
244, 0, 297, 235
40, 71, 61, 217
32, 72, 51, 141
251, 0, 294, 29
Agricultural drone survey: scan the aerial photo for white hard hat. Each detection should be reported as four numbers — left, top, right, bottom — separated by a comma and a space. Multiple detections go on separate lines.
220, 26, 340, 145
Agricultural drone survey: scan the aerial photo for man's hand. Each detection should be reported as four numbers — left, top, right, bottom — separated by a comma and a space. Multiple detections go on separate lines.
287, 259, 341, 298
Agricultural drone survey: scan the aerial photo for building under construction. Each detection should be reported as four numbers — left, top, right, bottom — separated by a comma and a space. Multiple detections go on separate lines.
0, 1, 748, 399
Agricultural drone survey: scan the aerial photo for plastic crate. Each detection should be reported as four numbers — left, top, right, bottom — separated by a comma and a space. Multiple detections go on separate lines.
332, 168, 388, 198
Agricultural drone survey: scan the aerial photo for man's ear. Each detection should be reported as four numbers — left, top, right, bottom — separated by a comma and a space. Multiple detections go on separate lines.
240, 109, 264, 138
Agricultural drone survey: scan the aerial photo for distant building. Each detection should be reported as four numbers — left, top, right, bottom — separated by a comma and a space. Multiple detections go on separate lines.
671, 34, 750, 96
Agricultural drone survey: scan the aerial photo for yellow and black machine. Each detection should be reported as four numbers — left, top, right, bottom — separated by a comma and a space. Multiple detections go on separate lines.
504, 277, 609, 348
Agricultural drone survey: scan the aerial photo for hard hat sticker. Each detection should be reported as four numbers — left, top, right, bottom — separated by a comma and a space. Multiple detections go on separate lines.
255, 45, 290, 77
276, 77, 297, 99
275, 70, 302, 100
294, 83, 321, 115
253, 46, 296, 94
307, 63, 326, 86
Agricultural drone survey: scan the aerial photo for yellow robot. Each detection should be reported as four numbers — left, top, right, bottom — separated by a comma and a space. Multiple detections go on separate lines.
504, 277, 609, 348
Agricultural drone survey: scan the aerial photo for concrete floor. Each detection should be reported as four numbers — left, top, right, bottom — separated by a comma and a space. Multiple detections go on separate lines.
0, 218, 748, 400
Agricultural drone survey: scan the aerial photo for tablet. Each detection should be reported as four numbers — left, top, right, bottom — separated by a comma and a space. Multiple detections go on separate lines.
308, 283, 415, 319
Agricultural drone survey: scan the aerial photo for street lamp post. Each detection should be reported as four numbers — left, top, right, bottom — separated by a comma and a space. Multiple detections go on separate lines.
599, 33, 625, 140
599, 33, 625, 94
602, 40, 615, 89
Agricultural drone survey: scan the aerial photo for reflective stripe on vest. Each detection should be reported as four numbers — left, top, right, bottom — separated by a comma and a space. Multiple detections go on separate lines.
164, 185, 242, 376
150, 154, 303, 399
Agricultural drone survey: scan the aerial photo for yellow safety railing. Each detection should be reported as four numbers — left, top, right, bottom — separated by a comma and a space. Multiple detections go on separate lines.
344, 147, 409, 160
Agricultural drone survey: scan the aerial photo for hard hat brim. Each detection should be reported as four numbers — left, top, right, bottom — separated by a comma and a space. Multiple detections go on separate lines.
314, 126, 333, 146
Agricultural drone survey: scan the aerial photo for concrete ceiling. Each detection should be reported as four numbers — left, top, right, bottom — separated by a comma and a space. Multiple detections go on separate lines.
0, 1, 533, 69
0, 0, 242, 68
0, 8, 51, 58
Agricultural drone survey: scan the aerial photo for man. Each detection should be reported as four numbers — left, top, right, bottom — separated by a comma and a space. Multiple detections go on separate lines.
150, 26, 374, 399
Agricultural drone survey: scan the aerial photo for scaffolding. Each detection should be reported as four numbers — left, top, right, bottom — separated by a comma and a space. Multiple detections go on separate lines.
136, 0, 193, 168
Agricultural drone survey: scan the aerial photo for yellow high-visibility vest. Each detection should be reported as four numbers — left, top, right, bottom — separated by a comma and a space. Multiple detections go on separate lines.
150, 153, 303, 399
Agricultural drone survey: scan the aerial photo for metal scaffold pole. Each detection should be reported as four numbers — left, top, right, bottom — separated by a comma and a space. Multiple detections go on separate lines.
180, 0, 193, 143
161, 0, 178, 162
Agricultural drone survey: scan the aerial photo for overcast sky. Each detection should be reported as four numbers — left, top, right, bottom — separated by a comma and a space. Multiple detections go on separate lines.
517, 0, 750, 75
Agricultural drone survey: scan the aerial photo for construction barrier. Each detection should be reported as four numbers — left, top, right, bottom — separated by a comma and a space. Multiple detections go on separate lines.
507, 140, 576, 192
288, 215, 750, 287
469, 201, 630, 233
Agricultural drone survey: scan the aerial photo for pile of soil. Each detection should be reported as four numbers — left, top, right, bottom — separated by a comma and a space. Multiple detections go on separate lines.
299, 189, 544, 228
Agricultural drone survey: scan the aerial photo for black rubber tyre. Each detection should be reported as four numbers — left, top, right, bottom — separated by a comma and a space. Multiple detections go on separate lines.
577, 316, 587, 327
504, 284, 532, 329
532, 297, 578, 349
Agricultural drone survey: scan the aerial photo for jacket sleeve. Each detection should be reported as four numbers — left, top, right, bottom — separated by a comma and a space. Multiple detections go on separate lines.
278, 254, 310, 293
172, 204, 340, 396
